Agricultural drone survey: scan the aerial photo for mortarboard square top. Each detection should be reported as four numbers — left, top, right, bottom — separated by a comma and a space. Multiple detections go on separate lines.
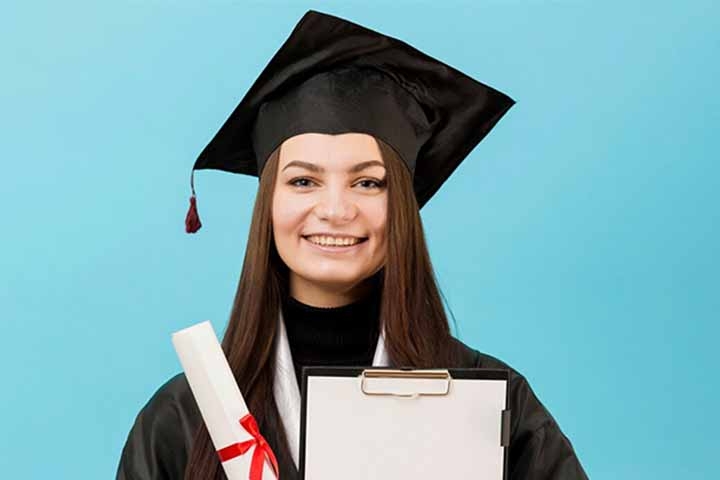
187, 9, 514, 232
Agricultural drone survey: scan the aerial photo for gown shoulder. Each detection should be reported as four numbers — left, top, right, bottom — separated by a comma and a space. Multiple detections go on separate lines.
116, 374, 200, 480
449, 336, 590, 479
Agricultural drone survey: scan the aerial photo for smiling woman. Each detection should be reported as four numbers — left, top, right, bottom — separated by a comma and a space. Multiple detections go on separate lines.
273, 133, 388, 308
116, 9, 588, 480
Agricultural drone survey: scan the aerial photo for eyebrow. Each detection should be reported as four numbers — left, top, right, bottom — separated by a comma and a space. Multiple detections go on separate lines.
281, 160, 385, 174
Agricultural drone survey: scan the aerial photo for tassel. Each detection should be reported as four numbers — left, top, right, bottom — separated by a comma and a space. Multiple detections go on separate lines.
185, 169, 202, 234
185, 195, 202, 233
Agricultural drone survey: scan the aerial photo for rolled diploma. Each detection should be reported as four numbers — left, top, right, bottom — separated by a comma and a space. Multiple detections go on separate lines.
172, 321, 277, 480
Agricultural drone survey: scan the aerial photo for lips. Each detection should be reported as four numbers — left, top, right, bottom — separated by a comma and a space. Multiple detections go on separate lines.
301, 235, 368, 250
302, 234, 368, 247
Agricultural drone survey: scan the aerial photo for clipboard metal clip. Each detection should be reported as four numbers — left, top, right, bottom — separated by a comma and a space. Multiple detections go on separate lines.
360, 369, 452, 398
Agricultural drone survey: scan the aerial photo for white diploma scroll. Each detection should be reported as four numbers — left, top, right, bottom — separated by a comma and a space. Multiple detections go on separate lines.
172, 321, 278, 480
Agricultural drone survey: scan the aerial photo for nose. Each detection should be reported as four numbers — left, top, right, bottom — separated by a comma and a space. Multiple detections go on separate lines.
313, 183, 357, 224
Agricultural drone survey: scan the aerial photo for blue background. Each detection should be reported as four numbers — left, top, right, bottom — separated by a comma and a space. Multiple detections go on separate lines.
2, 1, 718, 478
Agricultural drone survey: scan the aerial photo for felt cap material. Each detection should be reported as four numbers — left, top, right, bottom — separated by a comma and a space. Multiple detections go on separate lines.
191, 9, 514, 211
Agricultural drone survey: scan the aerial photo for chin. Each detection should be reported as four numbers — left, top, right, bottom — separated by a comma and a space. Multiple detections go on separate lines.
303, 271, 367, 289
293, 264, 373, 288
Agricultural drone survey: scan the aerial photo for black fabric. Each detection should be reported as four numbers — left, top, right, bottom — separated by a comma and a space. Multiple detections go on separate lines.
281, 291, 381, 387
116, 338, 589, 480
251, 66, 432, 176
192, 9, 515, 209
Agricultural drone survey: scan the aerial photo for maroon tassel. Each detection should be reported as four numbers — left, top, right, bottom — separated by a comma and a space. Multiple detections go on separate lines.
185, 195, 202, 233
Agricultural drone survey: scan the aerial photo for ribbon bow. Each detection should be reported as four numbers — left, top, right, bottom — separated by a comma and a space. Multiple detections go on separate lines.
217, 414, 280, 480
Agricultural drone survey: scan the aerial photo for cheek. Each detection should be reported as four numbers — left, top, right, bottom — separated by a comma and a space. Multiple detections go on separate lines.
365, 200, 387, 244
272, 192, 307, 239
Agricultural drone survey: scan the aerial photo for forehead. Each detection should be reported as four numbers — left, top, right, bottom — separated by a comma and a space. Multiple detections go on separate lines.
278, 133, 384, 167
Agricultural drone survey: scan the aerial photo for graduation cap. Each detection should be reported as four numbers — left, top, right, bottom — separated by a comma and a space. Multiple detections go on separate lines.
185, 9, 514, 233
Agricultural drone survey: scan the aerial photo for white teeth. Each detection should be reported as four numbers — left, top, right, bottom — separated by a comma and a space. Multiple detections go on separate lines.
307, 235, 362, 246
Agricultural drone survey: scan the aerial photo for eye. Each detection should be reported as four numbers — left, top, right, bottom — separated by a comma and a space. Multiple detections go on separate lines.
355, 178, 386, 190
288, 177, 317, 188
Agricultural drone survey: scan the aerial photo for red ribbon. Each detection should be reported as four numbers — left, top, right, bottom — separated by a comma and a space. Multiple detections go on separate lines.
217, 414, 280, 480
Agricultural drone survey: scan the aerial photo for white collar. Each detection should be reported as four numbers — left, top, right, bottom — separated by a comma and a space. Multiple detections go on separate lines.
272, 309, 389, 468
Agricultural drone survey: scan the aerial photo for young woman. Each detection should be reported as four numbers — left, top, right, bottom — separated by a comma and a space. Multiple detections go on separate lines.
117, 10, 588, 480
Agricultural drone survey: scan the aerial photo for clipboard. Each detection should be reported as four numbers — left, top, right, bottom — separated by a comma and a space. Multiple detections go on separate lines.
299, 367, 510, 479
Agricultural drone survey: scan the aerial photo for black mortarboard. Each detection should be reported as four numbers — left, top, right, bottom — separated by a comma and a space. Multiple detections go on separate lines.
185, 9, 514, 233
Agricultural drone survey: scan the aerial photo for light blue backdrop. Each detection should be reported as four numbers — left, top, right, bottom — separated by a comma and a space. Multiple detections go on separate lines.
1, 1, 718, 478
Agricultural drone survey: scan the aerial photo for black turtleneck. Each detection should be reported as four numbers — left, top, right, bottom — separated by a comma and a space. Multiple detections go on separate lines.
281, 288, 381, 387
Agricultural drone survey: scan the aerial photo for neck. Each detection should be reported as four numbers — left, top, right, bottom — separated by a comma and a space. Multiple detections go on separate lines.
289, 273, 379, 308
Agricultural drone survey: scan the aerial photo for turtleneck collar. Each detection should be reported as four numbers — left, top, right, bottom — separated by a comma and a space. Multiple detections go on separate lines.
280, 285, 381, 386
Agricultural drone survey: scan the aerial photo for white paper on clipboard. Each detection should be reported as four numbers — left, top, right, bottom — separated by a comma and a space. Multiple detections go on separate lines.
299, 367, 510, 480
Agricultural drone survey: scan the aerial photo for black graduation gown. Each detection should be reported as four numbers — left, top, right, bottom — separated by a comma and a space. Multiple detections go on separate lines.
116, 338, 589, 479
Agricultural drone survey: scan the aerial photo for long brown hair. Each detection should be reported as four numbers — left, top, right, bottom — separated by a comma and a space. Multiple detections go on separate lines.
183, 138, 461, 480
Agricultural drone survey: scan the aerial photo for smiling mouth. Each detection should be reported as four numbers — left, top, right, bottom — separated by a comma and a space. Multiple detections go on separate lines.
302, 235, 368, 247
